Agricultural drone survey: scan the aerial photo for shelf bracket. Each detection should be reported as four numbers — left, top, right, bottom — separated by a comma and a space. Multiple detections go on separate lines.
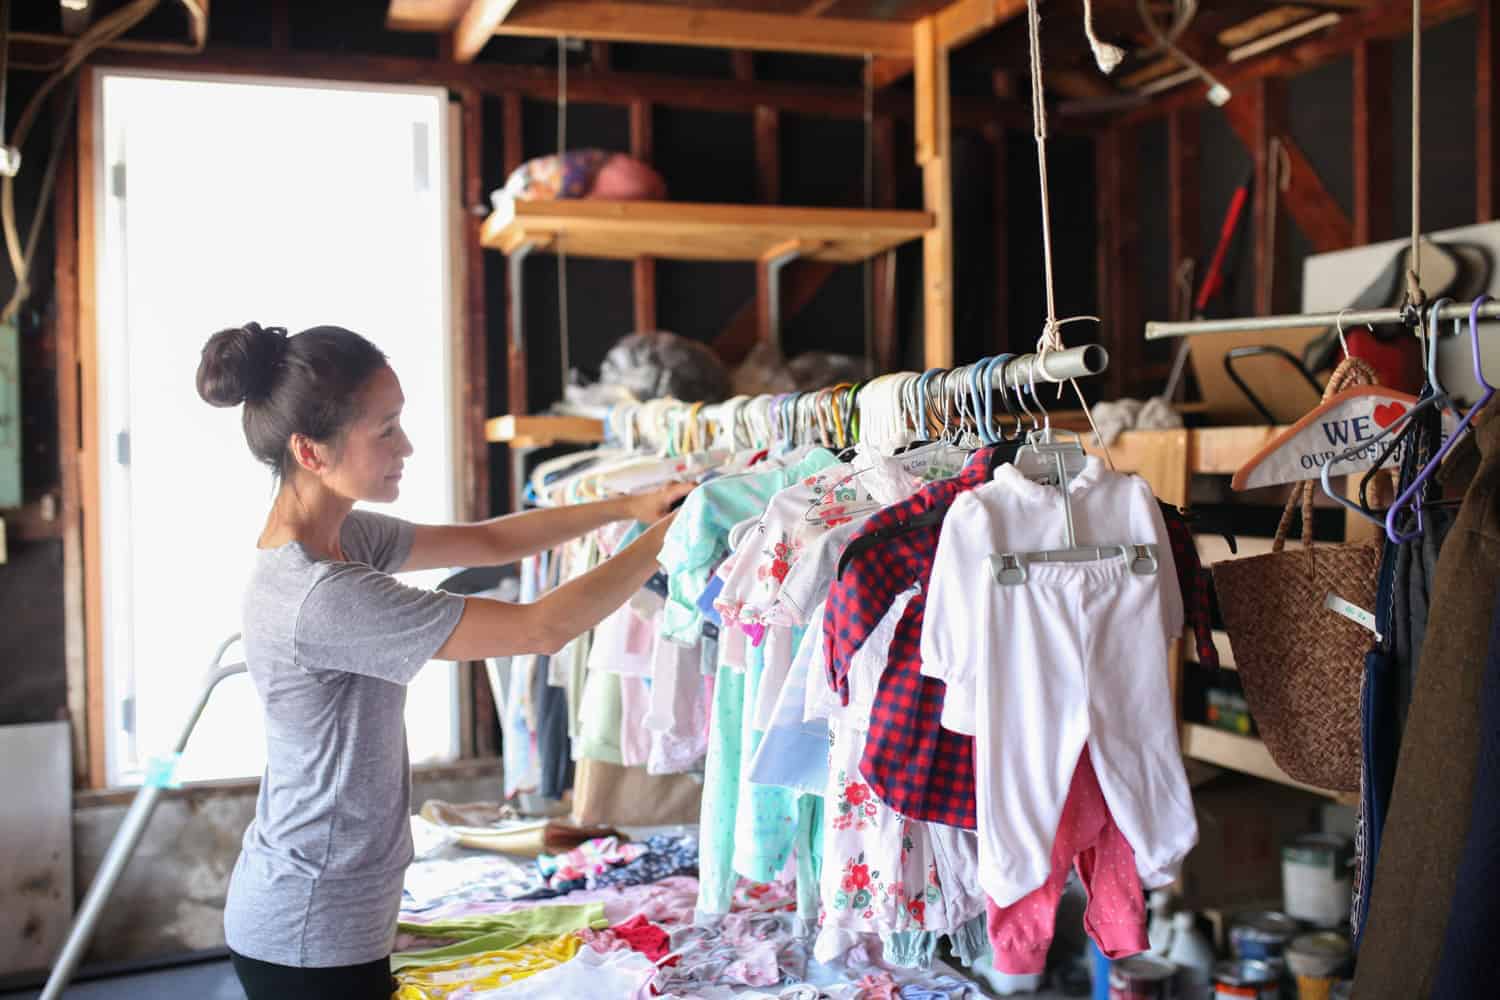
507, 238, 542, 355
761, 239, 808, 353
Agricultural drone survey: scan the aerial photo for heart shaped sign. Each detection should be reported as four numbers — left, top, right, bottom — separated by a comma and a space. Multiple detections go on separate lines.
1373, 401, 1408, 429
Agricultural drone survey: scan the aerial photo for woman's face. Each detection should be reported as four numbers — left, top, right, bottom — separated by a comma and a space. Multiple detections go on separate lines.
321, 365, 414, 503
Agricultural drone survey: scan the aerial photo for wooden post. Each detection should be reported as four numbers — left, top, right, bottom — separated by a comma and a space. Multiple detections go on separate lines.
77, 70, 107, 788
1096, 126, 1141, 399
914, 16, 953, 369
1480, 0, 1500, 220
629, 99, 656, 332
1168, 109, 1200, 318
736, 51, 783, 348
460, 90, 490, 524
53, 128, 88, 786
1249, 78, 1295, 315
1353, 40, 1394, 243
502, 92, 527, 417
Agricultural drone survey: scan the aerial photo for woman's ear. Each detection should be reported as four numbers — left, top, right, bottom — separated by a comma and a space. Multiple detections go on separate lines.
287, 433, 328, 475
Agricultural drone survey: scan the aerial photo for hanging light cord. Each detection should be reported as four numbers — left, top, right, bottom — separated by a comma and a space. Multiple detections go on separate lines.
1405, 0, 1424, 307
556, 37, 571, 390
1023, 0, 1113, 468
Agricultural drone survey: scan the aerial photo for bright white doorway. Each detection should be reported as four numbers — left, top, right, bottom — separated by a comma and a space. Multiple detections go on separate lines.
93, 71, 459, 785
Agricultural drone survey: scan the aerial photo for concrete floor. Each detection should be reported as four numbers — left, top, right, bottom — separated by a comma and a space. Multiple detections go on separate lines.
1, 957, 244, 1000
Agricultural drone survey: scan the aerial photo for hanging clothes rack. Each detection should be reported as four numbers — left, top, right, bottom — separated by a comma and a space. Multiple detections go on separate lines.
1145, 301, 1500, 340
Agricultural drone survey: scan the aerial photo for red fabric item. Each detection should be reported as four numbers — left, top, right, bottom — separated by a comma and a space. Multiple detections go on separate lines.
582, 914, 671, 962
823, 448, 995, 831
985, 748, 1148, 974
1347, 326, 1422, 394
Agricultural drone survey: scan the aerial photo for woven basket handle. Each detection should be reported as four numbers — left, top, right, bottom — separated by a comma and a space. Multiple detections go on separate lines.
1271, 357, 1380, 552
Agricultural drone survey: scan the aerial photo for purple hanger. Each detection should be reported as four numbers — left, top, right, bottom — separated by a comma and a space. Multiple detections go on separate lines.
1385, 295, 1494, 543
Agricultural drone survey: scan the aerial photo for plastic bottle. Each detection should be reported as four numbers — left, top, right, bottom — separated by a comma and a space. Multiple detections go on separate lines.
1165, 910, 1216, 997
1147, 890, 1175, 956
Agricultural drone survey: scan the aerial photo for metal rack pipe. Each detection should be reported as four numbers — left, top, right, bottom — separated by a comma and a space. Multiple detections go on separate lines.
987, 344, 1111, 387
1145, 301, 1500, 340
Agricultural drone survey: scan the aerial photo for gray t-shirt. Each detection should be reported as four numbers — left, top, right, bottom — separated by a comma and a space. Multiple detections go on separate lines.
224, 510, 465, 967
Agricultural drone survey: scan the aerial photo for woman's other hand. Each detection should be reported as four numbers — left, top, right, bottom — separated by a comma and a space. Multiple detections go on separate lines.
625, 481, 695, 523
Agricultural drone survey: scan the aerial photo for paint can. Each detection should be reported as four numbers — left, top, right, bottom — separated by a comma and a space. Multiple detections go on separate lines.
1281, 834, 1353, 926
1228, 911, 1299, 965
1285, 931, 1351, 1000
1212, 959, 1280, 1000
1109, 954, 1179, 1000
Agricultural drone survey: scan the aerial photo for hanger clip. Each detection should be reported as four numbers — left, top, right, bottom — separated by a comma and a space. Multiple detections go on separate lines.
990, 553, 1028, 587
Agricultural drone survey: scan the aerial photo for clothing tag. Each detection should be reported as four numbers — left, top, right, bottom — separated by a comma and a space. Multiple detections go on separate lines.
644, 571, 670, 598
1324, 593, 1381, 641
701, 621, 720, 641
144, 752, 182, 789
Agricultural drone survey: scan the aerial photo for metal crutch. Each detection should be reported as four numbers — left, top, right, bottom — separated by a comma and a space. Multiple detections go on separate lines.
40, 634, 248, 1000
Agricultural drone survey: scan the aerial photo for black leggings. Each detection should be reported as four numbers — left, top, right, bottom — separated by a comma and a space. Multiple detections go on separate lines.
229, 950, 393, 1000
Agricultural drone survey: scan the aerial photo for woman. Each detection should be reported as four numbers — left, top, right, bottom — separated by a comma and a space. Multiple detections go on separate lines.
197, 322, 690, 999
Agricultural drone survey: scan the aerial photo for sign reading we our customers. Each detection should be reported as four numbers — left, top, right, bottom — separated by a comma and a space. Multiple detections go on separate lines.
1232, 387, 1440, 491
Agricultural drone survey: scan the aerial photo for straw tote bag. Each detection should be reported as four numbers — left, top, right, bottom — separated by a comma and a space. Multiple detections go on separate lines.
1211, 359, 1384, 793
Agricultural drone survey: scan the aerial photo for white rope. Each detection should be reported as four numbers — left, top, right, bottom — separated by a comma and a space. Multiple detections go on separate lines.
1023, 0, 1114, 468
1405, 0, 1424, 306
1082, 0, 1125, 74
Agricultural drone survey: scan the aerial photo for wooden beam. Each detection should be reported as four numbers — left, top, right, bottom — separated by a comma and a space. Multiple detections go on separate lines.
459, 89, 490, 523
1223, 83, 1353, 254
1480, 0, 1500, 219
936, 0, 1027, 50
1353, 39, 1393, 243
915, 16, 953, 368
452, 0, 522, 63
97, 45, 1040, 131
802, 0, 842, 14
1169, 108, 1201, 318
475, 1, 915, 57
1119, 0, 1473, 125
77, 69, 106, 789
53, 123, 88, 786
716, 262, 840, 366
589, 40, 612, 71
629, 99, 656, 333
733, 52, 782, 207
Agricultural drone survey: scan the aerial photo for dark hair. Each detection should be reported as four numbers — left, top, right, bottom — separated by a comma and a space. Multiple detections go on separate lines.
196, 322, 388, 478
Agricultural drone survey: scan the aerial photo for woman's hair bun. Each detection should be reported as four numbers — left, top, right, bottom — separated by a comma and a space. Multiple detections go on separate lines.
196, 322, 289, 408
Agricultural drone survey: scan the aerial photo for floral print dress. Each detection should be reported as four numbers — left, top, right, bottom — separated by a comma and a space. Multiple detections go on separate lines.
813, 588, 988, 966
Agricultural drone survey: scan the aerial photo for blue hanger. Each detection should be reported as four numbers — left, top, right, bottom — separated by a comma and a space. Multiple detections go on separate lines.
967, 359, 995, 444
981, 354, 1014, 445
916, 368, 943, 440
1385, 295, 1494, 543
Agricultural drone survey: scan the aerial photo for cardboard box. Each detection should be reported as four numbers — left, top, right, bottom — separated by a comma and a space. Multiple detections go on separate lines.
1176, 774, 1326, 910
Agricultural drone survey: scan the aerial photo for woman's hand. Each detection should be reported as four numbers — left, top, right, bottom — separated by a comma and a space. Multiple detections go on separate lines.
624, 480, 695, 523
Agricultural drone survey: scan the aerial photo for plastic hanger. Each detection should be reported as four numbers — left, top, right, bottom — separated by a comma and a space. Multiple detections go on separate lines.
1385, 295, 1494, 543
1317, 299, 1453, 520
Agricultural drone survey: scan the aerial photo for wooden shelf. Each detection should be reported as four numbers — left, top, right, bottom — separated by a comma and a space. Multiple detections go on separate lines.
1182, 723, 1354, 804
482, 199, 933, 263
485, 414, 606, 447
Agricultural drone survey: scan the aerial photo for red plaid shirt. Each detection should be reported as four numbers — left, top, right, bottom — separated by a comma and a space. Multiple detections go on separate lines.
822, 448, 997, 830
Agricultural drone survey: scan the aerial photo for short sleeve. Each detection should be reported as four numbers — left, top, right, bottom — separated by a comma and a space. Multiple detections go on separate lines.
340, 510, 416, 574
1129, 477, 1184, 640
919, 492, 985, 734
296, 564, 465, 684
